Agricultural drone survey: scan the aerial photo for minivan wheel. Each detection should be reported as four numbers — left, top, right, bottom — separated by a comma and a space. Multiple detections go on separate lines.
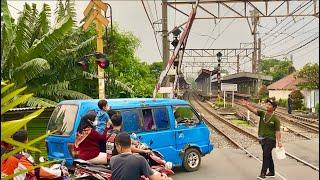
183, 148, 201, 172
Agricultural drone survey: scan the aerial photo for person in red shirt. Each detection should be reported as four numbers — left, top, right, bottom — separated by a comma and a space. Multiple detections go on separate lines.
75, 111, 108, 164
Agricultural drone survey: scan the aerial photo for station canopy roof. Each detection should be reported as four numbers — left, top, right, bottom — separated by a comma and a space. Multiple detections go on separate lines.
211, 72, 273, 83
195, 69, 212, 82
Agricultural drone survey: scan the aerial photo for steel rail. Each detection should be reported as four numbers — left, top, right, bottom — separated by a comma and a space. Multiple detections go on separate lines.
191, 92, 319, 172
233, 100, 313, 140
229, 96, 319, 133
188, 93, 288, 179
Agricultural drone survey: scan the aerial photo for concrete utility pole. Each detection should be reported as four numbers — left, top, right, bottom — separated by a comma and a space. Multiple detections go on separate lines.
251, 10, 259, 73
217, 52, 222, 98
257, 38, 262, 91
237, 54, 240, 73
162, 0, 169, 69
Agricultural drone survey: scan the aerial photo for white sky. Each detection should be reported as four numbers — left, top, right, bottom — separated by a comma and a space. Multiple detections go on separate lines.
7, 0, 319, 78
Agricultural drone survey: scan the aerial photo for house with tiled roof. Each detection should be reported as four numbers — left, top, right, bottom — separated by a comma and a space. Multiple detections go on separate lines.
267, 73, 319, 110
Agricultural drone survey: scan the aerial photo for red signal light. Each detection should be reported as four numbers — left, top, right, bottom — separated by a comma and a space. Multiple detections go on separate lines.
96, 58, 109, 69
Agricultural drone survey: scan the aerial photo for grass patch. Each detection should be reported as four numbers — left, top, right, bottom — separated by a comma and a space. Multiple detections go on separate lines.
231, 119, 250, 128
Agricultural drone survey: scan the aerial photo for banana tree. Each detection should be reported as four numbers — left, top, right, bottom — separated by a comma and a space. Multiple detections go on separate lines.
1, 0, 94, 107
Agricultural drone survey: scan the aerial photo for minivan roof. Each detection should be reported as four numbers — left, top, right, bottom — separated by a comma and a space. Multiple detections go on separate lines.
58, 98, 189, 109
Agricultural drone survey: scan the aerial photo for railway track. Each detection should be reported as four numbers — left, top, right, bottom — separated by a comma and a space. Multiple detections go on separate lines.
226, 93, 319, 130
276, 108, 319, 129
251, 102, 319, 133
224, 91, 319, 125
190, 94, 259, 149
276, 106, 319, 125
189, 92, 319, 173
232, 100, 314, 140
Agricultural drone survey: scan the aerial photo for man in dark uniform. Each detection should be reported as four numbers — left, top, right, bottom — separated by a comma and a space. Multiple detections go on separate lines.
288, 94, 292, 114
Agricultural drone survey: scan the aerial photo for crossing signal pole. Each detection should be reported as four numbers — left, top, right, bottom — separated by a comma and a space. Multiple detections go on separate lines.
83, 0, 109, 99
216, 52, 222, 98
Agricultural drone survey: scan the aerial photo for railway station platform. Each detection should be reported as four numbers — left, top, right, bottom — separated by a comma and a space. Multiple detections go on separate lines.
173, 139, 319, 180
211, 72, 273, 96
194, 71, 273, 98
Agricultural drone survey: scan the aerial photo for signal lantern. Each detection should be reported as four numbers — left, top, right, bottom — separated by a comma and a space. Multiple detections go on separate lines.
95, 53, 109, 69
95, 58, 109, 69
173, 60, 179, 67
77, 59, 89, 71
171, 37, 179, 49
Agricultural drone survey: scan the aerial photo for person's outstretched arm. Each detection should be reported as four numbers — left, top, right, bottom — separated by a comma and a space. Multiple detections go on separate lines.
241, 99, 258, 115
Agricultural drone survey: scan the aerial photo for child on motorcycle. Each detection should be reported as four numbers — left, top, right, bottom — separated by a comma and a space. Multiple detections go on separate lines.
1, 130, 68, 179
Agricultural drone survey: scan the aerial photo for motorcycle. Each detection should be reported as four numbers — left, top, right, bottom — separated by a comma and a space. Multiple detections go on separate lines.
38, 157, 70, 180
131, 135, 174, 176
73, 161, 112, 180
73, 133, 174, 180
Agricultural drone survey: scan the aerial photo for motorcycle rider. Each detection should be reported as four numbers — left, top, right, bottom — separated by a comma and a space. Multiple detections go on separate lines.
106, 114, 150, 163
110, 132, 172, 180
75, 111, 108, 164
1, 130, 68, 179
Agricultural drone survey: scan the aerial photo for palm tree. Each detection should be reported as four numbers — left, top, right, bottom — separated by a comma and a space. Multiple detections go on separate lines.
1, 0, 95, 107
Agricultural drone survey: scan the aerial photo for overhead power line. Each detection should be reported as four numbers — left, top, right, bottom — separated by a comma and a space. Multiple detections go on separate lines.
266, 35, 319, 58
263, 17, 317, 51
261, 1, 313, 42
153, 0, 159, 21
202, 3, 237, 49
293, 45, 319, 60
141, 0, 162, 59
266, 27, 319, 51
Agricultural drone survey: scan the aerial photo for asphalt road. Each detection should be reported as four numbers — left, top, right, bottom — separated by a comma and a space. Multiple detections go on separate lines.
172, 139, 319, 180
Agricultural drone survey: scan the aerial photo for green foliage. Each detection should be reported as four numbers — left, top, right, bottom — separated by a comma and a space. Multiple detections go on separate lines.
231, 119, 250, 127
277, 98, 288, 108
149, 61, 163, 79
295, 63, 319, 90
258, 85, 269, 100
2, 0, 160, 104
1, 81, 57, 179
1, 0, 93, 106
252, 98, 260, 104
300, 104, 308, 112
261, 59, 294, 84
290, 90, 304, 110
102, 25, 159, 98
214, 96, 231, 107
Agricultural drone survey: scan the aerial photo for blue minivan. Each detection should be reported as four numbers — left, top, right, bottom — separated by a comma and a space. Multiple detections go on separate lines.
45, 98, 213, 171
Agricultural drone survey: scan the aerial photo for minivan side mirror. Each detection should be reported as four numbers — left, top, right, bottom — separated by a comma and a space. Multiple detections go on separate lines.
131, 133, 137, 140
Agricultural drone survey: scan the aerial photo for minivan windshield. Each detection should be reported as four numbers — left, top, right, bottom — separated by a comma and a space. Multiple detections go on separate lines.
47, 104, 78, 136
